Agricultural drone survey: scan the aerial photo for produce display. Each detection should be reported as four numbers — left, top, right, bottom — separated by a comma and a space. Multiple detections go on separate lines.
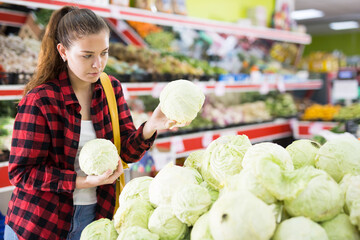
129, 92, 297, 134
108, 43, 226, 78
0, 117, 15, 152
334, 103, 360, 120
265, 93, 297, 118
302, 104, 341, 121
0, 35, 40, 83
81, 134, 360, 239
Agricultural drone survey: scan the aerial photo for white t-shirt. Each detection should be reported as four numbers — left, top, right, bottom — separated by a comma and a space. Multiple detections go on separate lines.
73, 120, 97, 205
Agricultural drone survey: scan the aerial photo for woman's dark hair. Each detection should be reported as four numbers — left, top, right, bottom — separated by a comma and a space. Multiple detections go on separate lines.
24, 6, 109, 94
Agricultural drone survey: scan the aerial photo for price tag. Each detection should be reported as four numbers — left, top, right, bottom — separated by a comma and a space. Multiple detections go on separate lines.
171, 136, 185, 153
277, 77, 286, 93
220, 130, 237, 138
122, 85, 130, 100
152, 147, 176, 171
308, 122, 324, 135
215, 82, 226, 96
333, 80, 358, 100
109, 5, 122, 19
151, 83, 164, 98
259, 81, 269, 95
202, 132, 213, 148
195, 82, 208, 95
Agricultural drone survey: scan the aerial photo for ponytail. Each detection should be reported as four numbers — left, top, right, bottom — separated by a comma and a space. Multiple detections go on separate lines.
24, 6, 109, 94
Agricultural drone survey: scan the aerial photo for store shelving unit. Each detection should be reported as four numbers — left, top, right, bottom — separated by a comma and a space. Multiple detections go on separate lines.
0, 1, 318, 194
1, 0, 311, 44
0, 80, 323, 100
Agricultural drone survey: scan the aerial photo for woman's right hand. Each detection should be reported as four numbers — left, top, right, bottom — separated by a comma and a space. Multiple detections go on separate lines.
76, 160, 123, 189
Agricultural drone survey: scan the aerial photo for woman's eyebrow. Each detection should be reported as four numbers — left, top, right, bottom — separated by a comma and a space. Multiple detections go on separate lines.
81, 47, 109, 53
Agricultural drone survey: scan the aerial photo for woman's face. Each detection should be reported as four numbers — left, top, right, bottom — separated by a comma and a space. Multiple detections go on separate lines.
58, 30, 109, 84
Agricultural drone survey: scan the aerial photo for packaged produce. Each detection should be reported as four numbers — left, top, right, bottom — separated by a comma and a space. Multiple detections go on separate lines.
171, 0, 187, 15
155, 0, 172, 13
134, 0, 156, 11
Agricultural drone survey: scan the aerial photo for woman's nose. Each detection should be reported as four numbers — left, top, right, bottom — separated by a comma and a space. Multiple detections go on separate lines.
92, 56, 101, 69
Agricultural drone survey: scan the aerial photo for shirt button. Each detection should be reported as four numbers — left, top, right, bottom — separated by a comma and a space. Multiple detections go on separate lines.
75, 119, 80, 123
72, 141, 78, 147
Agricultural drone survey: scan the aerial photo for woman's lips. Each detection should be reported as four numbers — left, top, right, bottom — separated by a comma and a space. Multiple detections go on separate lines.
89, 72, 100, 77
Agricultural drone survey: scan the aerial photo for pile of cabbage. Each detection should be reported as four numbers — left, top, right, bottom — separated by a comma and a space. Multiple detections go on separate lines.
80, 134, 360, 240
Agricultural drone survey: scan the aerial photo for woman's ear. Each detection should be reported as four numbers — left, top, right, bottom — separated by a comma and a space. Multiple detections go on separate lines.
57, 43, 67, 62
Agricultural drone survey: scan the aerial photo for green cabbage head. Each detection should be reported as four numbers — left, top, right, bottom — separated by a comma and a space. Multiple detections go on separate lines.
184, 150, 205, 172
117, 226, 159, 240
242, 142, 293, 172
148, 163, 200, 207
321, 214, 360, 240
113, 198, 154, 233
273, 216, 328, 240
201, 135, 252, 190
209, 190, 276, 240
200, 181, 219, 203
340, 174, 360, 229
284, 169, 344, 222
222, 169, 277, 204
80, 218, 118, 240
286, 139, 320, 169
190, 212, 214, 240
315, 136, 360, 182
79, 138, 119, 175
171, 184, 212, 226
119, 176, 152, 206
148, 205, 188, 240
159, 79, 205, 124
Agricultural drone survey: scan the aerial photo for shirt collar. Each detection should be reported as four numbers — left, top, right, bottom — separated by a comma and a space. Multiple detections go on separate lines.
59, 71, 104, 107
59, 71, 78, 106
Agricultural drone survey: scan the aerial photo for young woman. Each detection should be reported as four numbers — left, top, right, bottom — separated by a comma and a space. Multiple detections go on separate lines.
4, 6, 181, 240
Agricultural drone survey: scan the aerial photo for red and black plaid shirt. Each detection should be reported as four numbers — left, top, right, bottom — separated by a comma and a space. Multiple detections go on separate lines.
5, 71, 156, 240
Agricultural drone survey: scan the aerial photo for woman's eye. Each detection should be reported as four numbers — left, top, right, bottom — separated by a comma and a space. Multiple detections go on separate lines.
83, 55, 92, 59
101, 52, 108, 56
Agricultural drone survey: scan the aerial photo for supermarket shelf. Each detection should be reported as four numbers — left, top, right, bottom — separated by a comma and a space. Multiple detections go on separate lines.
0, 80, 323, 100
155, 119, 293, 158
0, 85, 25, 100
291, 120, 339, 139
0, 161, 11, 192
0, 8, 27, 27
120, 80, 323, 96
2, 0, 311, 44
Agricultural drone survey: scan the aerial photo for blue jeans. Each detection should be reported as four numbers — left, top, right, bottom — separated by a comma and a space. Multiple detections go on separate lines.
67, 204, 96, 240
4, 225, 19, 240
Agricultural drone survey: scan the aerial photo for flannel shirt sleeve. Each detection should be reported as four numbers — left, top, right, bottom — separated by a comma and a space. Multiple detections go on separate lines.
110, 76, 157, 163
8, 93, 76, 193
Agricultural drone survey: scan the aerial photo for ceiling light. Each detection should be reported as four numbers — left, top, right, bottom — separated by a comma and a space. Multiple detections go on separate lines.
329, 21, 359, 30
291, 9, 324, 20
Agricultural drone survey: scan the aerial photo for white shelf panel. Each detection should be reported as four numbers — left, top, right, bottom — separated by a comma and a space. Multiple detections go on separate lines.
0, 80, 323, 100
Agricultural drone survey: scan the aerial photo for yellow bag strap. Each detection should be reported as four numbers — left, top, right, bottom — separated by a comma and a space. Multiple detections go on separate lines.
100, 72, 128, 213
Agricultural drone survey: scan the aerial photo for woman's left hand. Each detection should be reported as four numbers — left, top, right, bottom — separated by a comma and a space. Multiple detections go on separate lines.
142, 105, 190, 139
